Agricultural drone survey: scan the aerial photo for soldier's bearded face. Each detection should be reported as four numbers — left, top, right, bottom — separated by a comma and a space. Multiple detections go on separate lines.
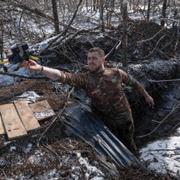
87, 52, 104, 72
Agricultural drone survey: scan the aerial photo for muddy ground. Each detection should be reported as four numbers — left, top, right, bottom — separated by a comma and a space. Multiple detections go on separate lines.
0, 78, 176, 180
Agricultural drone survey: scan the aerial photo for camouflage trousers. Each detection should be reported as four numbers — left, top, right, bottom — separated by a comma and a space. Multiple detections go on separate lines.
103, 110, 137, 153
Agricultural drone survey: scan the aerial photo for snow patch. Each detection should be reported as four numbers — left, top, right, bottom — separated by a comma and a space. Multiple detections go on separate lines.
140, 131, 180, 178
16, 91, 40, 103
71, 152, 105, 180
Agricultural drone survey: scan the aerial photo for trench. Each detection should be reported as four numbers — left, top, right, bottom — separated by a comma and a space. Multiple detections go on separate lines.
132, 74, 180, 148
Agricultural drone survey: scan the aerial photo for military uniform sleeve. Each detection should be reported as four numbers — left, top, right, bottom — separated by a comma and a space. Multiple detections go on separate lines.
58, 71, 87, 89
117, 69, 147, 96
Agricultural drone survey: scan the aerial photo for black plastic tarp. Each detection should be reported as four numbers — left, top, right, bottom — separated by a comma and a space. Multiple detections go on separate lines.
63, 101, 141, 168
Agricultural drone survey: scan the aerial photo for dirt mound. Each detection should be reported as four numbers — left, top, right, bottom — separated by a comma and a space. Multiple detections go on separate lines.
44, 20, 179, 66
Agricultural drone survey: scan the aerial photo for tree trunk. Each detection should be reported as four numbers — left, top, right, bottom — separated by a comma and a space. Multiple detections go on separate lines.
147, 0, 151, 21
99, 0, 104, 32
51, 0, 60, 34
121, 0, 128, 67
93, 0, 97, 11
143, 0, 146, 12
0, 20, 3, 60
172, 8, 178, 27
85, 0, 88, 11
161, 0, 167, 27
106, 0, 114, 28
152, 0, 155, 17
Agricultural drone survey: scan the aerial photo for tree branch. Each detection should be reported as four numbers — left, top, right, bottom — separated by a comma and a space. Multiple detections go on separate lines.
137, 27, 166, 44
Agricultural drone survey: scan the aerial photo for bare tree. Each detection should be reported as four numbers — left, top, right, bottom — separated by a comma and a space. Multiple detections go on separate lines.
93, 0, 98, 11
161, 0, 167, 26
51, 0, 60, 34
121, 0, 128, 67
106, 0, 115, 28
147, 0, 151, 21
0, 19, 3, 59
99, 0, 104, 32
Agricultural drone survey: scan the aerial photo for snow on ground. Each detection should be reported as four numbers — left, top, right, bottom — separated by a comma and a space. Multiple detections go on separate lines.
140, 128, 180, 178
2, 143, 106, 179
72, 152, 105, 180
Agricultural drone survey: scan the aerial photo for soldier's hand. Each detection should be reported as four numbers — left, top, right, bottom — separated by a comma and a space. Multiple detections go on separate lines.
22, 59, 42, 71
145, 94, 154, 108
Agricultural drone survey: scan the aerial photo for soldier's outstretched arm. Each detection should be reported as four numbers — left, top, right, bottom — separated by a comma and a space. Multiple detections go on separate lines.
118, 69, 154, 107
22, 60, 87, 88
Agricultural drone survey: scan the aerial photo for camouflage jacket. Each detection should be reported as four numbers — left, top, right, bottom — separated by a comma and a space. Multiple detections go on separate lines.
58, 68, 146, 117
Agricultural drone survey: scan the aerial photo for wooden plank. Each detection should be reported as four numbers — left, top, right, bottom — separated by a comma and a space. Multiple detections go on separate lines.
0, 112, 5, 135
0, 103, 27, 139
14, 101, 40, 131
29, 100, 55, 121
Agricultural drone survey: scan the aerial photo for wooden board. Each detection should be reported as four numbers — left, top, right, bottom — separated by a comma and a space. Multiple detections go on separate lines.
0, 103, 27, 139
0, 112, 5, 135
14, 101, 40, 131
29, 100, 55, 120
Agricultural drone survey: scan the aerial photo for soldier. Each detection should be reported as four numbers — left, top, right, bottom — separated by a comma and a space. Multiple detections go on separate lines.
23, 47, 154, 152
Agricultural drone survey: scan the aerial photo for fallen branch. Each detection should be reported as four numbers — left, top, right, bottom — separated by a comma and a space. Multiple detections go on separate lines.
157, 49, 170, 59
161, 38, 175, 51
137, 27, 166, 44
40, 0, 83, 53
160, 18, 180, 23
48, 28, 99, 51
174, 21, 180, 52
137, 101, 180, 138
170, 121, 180, 133
140, 34, 166, 59
0, 169, 7, 179
147, 148, 180, 152
105, 36, 123, 59
38, 87, 74, 145
63, 0, 83, 36
42, 144, 62, 163
148, 78, 180, 83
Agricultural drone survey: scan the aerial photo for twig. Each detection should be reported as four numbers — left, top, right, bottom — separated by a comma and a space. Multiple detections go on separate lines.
174, 21, 180, 52
40, 0, 83, 53
147, 148, 180, 152
160, 18, 180, 23
49, 27, 100, 51
68, 27, 100, 42
17, 9, 24, 42
137, 101, 180, 138
42, 144, 62, 163
140, 34, 166, 59
104, 22, 133, 59
38, 87, 74, 145
161, 38, 175, 51
63, 0, 83, 35
40, 31, 69, 55
1, 169, 7, 178
4, 0, 76, 31
158, 49, 170, 59
148, 78, 180, 83
137, 27, 166, 44
171, 121, 180, 132
105, 35, 123, 59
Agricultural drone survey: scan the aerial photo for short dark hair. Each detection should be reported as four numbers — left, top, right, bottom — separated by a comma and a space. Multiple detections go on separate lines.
88, 47, 105, 57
